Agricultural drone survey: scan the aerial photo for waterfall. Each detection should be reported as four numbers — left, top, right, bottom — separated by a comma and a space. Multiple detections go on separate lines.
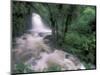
12, 13, 85, 73
29, 13, 52, 37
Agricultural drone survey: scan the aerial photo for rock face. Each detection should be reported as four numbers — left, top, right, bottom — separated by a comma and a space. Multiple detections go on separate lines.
12, 13, 85, 73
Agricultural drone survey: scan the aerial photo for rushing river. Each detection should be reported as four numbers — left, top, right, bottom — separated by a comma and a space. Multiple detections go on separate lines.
12, 13, 85, 73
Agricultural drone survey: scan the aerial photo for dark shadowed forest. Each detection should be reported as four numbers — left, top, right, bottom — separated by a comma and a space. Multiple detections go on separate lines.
12, 1, 96, 74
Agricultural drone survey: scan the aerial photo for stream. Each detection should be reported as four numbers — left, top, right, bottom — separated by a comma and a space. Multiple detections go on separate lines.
12, 12, 85, 73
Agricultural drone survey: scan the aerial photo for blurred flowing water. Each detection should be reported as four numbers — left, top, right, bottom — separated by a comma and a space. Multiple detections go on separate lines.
12, 13, 85, 73
28, 13, 52, 36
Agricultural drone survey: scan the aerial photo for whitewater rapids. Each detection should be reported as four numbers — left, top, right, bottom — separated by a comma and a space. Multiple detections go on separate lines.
12, 13, 85, 73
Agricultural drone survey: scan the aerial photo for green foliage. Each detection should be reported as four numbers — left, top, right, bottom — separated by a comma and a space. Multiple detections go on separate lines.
61, 6, 96, 66
69, 7, 95, 34
64, 32, 96, 65
47, 64, 61, 72
83, 62, 95, 69
14, 63, 33, 73
15, 63, 25, 73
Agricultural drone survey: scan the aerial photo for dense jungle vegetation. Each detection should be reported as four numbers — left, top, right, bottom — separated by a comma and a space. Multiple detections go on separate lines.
12, 1, 96, 72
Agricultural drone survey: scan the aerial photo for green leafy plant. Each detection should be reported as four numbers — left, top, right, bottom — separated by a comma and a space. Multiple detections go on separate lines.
14, 63, 33, 73
47, 64, 61, 72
